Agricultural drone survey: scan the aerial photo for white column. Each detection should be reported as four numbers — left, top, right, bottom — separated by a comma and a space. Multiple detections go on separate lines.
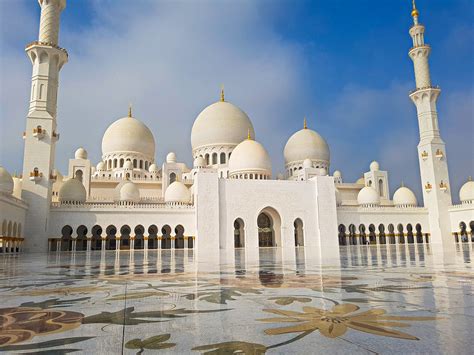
86, 238, 92, 251
171, 236, 175, 249
184, 236, 189, 249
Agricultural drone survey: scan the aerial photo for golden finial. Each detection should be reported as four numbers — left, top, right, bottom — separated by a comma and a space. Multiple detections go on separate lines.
247, 128, 251, 140
128, 103, 132, 118
401, 180, 405, 187
220, 85, 225, 102
411, 0, 419, 18
469, 176, 473, 182
303, 117, 308, 129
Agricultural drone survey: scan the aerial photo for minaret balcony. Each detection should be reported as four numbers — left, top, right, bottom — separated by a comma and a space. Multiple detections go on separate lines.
25, 41, 68, 57
439, 181, 448, 192
32, 126, 45, 139
435, 149, 444, 159
421, 151, 428, 160
49, 172, 57, 182
52, 131, 60, 141
29, 170, 43, 183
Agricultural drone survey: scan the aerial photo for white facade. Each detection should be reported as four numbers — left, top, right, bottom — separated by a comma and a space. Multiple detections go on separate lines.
1, 1, 473, 255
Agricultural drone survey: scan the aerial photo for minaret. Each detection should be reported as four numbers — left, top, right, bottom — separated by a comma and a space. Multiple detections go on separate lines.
408, 1, 452, 245
21, 0, 68, 252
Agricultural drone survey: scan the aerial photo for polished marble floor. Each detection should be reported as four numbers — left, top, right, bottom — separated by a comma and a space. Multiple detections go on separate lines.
0, 244, 472, 354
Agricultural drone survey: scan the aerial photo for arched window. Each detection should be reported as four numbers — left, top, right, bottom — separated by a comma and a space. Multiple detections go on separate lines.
368, 180, 372, 187
169, 172, 176, 184
133, 159, 137, 168
212, 153, 218, 165
205, 154, 210, 165
234, 218, 245, 248
220, 152, 226, 164
139, 160, 143, 169
120, 158, 124, 168
145, 161, 149, 170
75, 169, 83, 182
294, 218, 304, 246
378, 179, 384, 197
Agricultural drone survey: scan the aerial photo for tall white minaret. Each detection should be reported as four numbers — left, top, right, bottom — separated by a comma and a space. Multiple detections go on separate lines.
408, 1, 452, 245
21, 0, 68, 252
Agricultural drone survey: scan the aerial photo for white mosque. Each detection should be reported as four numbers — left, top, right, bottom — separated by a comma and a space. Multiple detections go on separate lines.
0, 0, 473, 256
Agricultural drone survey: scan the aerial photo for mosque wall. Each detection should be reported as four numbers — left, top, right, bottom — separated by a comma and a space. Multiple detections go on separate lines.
0, 195, 27, 238
449, 205, 474, 235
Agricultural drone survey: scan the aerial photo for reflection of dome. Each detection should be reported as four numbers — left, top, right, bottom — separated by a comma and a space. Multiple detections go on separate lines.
370, 161, 380, 171
193, 156, 205, 168
303, 158, 312, 169
228, 138, 271, 179
114, 180, 140, 203
166, 152, 177, 163
335, 188, 342, 206
102, 113, 155, 158
165, 181, 191, 204
123, 160, 133, 170
0, 166, 14, 195
459, 177, 474, 204
75, 147, 88, 160
149, 164, 159, 173
357, 186, 380, 207
284, 126, 330, 166
393, 185, 417, 207
191, 98, 254, 150
58, 178, 86, 203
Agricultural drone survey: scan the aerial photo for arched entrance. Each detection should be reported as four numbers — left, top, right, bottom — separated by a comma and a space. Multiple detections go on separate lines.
148, 225, 158, 249
257, 207, 281, 247
175, 225, 185, 249
294, 218, 304, 246
76, 225, 88, 251
120, 225, 131, 250
106, 225, 117, 250
61, 225, 73, 251
234, 218, 245, 248
161, 225, 171, 249
91, 225, 102, 250
134, 225, 145, 249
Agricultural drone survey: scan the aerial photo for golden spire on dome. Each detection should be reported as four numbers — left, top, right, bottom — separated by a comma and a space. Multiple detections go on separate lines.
468, 176, 473, 182
247, 128, 252, 140
401, 180, 405, 187
220, 85, 225, 102
411, 0, 419, 18
128, 103, 133, 118
303, 117, 308, 129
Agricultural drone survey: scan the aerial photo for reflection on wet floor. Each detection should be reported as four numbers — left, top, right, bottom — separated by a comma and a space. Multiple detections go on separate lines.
0, 244, 472, 354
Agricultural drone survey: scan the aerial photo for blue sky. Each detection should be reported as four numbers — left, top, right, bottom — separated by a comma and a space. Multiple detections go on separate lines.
1, 0, 473, 202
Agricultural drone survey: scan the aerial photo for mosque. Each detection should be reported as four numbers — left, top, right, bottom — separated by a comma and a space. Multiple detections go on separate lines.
0, 0, 473, 256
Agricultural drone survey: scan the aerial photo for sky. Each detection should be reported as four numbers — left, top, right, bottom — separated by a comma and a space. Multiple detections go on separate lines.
0, 0, 473, 203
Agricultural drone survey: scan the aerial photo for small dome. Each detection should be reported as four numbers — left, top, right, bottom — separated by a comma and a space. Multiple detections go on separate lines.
303, 159, 313, 169
0, 166, 14, 195
12, 176, 22, 199
335, 188, 342, 206
166, 152, 177, 163
317, 167, 327, 176
102, 114, 155, 159
149, 164, 159, 173
165, 181, 191, 204
75, 147, 88, 160
58, 178, 86, 203
193, 156, 206, 168
393, 185, 418, 207
123, 160, 134, 170
370, 161, 380, 172
191, 100, 255, 150
460, 177, 474, 203
333, 170, 342, 178
228, 139, 271, 178
114, 180, 140, 203
357, 186, 380, 206
356, 176, 365, 185
284, 127, 330, 165
96, 161, 106, 171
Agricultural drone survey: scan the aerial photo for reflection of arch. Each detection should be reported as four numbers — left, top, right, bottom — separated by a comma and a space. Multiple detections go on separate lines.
161, 225, 171, 249
294, 218, 304, 246
397, 223, 405, 244
106, 225, 117, 250
175, 225, 185, 249
120, 225, 131, 249
76, 225, 88, 251
257, 207, 281, 247
234, 218, 245, 248
134, 225, 145, 249
148, 225, 158, 249
338, 224, 346, 245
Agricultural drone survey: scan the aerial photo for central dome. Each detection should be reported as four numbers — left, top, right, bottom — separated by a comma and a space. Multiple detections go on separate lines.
191, 98, 255, 151
102, 113, 155, 159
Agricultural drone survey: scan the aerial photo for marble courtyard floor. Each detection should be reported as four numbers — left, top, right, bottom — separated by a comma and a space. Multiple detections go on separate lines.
0, 244, 472, 354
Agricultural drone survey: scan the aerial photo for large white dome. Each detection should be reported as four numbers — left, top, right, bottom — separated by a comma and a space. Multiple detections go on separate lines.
191, 100, 255, 150
228, 138, 271, 178
357, 186, 380, 207
459, 178, 474, 203
165, 181, 191, 204
114, 180, 140, 203
0, 166, 14, 195
284, 127, 330, 165
58, 178, 86, 203
102, 114, 155, 158
393, 185, 417, 207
